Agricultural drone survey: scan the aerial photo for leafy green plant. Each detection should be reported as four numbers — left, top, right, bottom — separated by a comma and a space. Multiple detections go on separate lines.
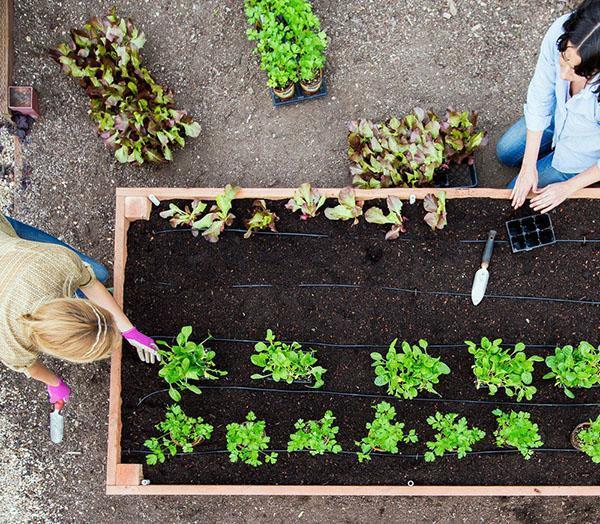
287, 410, 342, 456
159, 200, 207, 236
424, 412, 485, 462
576, 415, 600, 463
226, 411, 278, 466
440, 108, 488, 165
144, 404, 213, 465
543, 341, 600, 398
285, 183, 325, 219
324, 187, 364, 224
244, 199, 279, 238
355, 402, 418, 462
157, 326, 227, 401
364, 195, 407, 240
371, 339, 451, 399
492, 409, 543, 459
192, 184, 240, 242
51, 10, 200, 165
466, 338, 544, 401
423, 192, 447, 230
251, 329, 326, 388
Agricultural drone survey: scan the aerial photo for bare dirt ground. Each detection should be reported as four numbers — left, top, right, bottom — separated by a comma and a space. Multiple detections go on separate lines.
2, 0, 598, 522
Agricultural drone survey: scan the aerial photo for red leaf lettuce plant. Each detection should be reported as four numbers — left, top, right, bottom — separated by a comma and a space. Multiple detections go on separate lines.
324, 187, 364, 224
244, 199, 279, 238
365, 195, 407, 240
285, 183, 325, 219
423, 191, 447, 230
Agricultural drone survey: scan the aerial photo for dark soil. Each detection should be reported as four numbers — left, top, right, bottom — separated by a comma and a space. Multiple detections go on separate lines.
122, 197, 600, 486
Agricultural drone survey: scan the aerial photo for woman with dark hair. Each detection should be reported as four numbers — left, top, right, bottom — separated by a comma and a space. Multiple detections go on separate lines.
496, 0, 600, 212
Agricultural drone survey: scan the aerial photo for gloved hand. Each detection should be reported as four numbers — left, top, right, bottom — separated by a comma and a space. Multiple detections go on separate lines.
122, 327, 160, 364
47, 377, 70, 404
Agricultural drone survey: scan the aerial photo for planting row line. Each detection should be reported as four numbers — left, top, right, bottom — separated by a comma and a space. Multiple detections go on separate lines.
156, 327, 600, 403
142, 402, 600, 467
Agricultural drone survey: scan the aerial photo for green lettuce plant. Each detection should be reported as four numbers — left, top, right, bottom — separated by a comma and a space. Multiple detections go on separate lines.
364, 195, 407, 240
355, 402, 418, 462
144, 404, 213, 465
424, 412, 485, 462
543, 341, 600, 398
440, 108, 488, 165
466, 338, 543, 402
423, 192, 447, 230
285, 183, 325, 219
324, 187, 364, 224
226, 411, 278, 466
159, 200, 207, 236
51, 10, 200, 165
251, 329, 326, 388
157, 326, 227, 401
492, 409, 543, 460
371, 339, 451, 399
244, 199, 279, 238
576, 415, 600, 463
193, 184, 240, 242
287, 410, 342, 456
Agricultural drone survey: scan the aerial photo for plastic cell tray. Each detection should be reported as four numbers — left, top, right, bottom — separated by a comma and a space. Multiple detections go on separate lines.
433, 162, 478, 189
505, 213, 556, 253
270, 77, 328, 107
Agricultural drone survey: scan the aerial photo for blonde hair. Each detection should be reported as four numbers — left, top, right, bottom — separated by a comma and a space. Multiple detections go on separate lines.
21, 298, 120, 363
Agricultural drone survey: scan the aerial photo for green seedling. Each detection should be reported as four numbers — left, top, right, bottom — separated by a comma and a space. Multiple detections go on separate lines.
192, 184, 240, 242
364, 195, 407, 240
324, 187, 364, 224
157, 326, 227, 402
423, 192, 447, 230
226, 411, 278, 466
576, 415, 600, 463
371, 339, 451, 399
355, 402, 418, 462
251, 329, 326, 388
544, 341, 600, 398
287, 410, 342, 456
440, 108, 488, 165
159, 200, 207, 236
424, 412, 485, 462
285, 183, 326, 219
144, 404, 213, 465
492, 409, 543, 460
244, 199, 279, 238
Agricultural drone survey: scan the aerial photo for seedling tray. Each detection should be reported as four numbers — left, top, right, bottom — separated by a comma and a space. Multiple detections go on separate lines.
506, 214, 556, 253
270, 77, 328, 107
434, 162, 478, 189
108, 187, 600, 496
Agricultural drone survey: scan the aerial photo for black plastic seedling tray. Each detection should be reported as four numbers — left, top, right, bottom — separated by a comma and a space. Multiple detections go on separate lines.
270, 78, 328, 107
434, 162, 478, 188
505, 213, 556, 253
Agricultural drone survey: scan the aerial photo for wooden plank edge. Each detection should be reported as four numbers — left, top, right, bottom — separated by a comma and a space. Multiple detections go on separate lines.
124, 196, 152, 221
105, 484, 600, 496
115, 187, 600, 200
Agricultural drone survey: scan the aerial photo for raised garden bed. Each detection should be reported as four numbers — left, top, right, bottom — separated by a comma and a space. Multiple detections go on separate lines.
107, 187, 600, 495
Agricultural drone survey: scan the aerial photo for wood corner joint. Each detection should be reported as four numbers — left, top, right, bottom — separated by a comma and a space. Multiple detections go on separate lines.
124, 196, 152, 221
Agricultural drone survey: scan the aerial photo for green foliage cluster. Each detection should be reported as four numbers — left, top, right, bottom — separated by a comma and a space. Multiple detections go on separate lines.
251, 329, 326, 388
355, 402, 418, 462
287, 410, 342, 455
466, 338, 544, 401
323, 187, 364, 224
285, 183, 326, 219
244, 199, 279, 238
159, 184, 240, 242
144, 404, 213, 465
226, 411, 279, 466
424, 412, 486, 462
492, 409, 543, 459
544, 341, 600, 398
244, 0, 328, 89
348, 108, 487, 188
371, 339, 451, 399
364, 195, 407, 240
576, 415, 600, 463
157, 326, 227, 402
51, 10, 200, 165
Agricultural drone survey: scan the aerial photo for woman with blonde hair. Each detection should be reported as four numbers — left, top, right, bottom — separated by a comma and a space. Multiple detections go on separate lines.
0, 214, 157, 406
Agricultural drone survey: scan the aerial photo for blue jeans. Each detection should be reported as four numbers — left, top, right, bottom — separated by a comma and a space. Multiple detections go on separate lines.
4, 216, 109, 285
496, 117, 577, 188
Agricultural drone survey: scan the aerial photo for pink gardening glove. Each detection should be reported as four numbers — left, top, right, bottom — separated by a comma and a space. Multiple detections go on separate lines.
122, 327, 160, 364
47, 377, 70, 404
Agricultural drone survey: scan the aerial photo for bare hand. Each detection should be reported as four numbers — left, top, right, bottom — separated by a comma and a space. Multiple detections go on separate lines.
511, 166, 538, 209
530, 181, 574, 214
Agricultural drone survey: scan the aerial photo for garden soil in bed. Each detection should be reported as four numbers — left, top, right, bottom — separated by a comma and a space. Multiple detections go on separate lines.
122, 197, 600, 486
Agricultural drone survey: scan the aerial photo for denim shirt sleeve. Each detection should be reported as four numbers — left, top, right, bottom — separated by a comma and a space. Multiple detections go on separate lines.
523, 16, 567, 131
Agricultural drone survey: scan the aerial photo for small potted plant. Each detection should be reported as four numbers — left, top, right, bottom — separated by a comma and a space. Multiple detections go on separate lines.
571, 415, 600, 462
297, 31, 327, 95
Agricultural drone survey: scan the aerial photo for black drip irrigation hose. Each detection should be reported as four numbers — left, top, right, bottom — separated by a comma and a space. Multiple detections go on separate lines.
122, 447, 577, 460
230, 283, 600, 306
153, 227, 329, 239
136, 385, 600, 409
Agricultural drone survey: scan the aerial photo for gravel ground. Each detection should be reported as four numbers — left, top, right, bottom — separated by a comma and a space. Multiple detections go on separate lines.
2, 0, 598, 522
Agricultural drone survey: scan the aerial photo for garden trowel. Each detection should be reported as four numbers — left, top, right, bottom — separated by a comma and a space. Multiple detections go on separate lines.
471, 230, 497, 306
50, 400, 65, 444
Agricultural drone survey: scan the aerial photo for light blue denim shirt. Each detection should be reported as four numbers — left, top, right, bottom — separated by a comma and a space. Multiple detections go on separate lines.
524, 13, 600, 173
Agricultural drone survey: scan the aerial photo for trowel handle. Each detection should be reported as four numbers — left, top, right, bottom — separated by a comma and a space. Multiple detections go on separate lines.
482, 230, 497, 267
53, 400, 65, 413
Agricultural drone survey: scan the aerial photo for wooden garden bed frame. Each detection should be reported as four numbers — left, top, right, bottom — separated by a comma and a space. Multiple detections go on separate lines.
107, 186, 600, 496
